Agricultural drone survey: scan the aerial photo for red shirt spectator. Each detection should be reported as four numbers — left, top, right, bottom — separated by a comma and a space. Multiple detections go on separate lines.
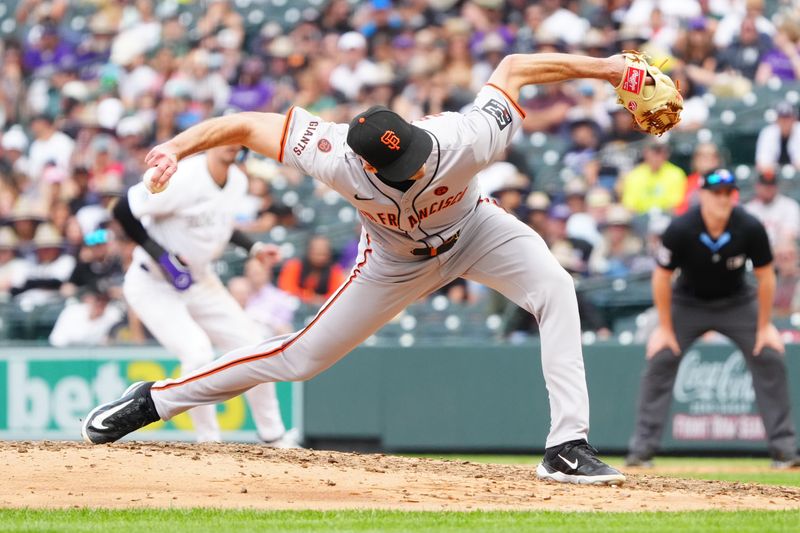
278, 235, 345, 306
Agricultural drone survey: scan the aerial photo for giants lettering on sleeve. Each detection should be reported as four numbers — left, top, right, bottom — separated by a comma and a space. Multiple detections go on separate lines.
292, 121, 319, 156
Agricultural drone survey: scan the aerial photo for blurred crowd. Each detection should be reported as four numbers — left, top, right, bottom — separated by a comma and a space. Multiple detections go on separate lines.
1, 0, 800, 346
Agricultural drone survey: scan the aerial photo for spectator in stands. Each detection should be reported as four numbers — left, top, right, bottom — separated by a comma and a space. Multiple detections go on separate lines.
463, 0, 514, 55
84, 134, 124, 191
623, 0, 701, 30
441, 20, 474, 94
0, 227, 23, 296
489, 172, 529, 219
113, 40, 160, 110
539, 0, 590, 47
8, 199, 45, 258
27, 113, 75, 181
244, 257, 298, 336
755, 15, 800, 83
293, 61, 339, 118
564, 179, 602, 248
620, 139, 687, 214
65, 166, 97, 215
524, 191, 550, 235
116, 118, 151, 187
545, 203, 592, 277
772, 239, 800, 319
278, 235, 346, 307
563, 119, 602, 185
319, 0, 354, 34
329, 31, 378, 102
235, 177, 286, 234
22, 20, 76, 77
355, 0, 403, 41
585, 186, 613, 228
229, 57, 274, 113
227, 276, 253, 309
676, 142, 724, 215
588, 204, 645, 278
673, 17, 717, 73
714, 0, 775, 49
61, 228, 124, 299
744, 171, 800, 246
1, 126, 29, 176
196, 0, 244, 47
755, 101, 800, 175
10, 223, 75, 308
513, 4, 543, 53
643, 8, 678, 52
48, 282, 123, 347
716, 15, 773, 81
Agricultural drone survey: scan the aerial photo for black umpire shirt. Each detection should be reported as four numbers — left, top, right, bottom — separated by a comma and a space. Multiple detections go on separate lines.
656, 206, 773, 301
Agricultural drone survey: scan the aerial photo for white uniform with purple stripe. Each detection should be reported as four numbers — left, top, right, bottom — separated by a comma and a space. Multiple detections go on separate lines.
150, 85, 590, 448
124, 154, 286, 443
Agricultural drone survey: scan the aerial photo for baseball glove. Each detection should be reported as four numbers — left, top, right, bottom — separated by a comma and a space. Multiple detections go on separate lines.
614, 50, 683, 136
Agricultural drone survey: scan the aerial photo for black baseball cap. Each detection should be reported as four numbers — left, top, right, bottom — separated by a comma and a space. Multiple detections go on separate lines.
701, 168, 738, 190
346, 106, 433, 183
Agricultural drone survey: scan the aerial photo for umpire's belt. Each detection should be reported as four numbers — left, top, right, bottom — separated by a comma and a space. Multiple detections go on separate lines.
411, 231, 460, 258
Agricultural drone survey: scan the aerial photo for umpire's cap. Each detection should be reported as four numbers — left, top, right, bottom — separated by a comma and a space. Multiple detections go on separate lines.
700, 168, 738, 191
346, 106, 433, 183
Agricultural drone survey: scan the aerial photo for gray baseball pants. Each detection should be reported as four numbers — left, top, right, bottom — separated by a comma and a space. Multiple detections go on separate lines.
149, 202, 591, 448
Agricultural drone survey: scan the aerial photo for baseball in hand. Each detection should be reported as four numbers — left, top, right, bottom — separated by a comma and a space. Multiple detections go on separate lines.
143, 167, 168, 194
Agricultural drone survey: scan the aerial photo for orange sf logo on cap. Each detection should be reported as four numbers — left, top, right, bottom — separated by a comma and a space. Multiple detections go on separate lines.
380, 130, 401, 151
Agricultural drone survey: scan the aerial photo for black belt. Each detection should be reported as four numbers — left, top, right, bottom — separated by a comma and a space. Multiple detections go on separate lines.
411, 232, 460, 258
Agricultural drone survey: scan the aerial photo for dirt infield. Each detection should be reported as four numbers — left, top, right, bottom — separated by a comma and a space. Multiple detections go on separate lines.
2, 441, 799, 512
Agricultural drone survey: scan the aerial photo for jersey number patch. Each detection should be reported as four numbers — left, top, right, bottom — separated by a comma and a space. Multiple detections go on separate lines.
482, 99, 512, 130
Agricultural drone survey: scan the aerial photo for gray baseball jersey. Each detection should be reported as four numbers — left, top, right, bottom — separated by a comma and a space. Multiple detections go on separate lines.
280, 85, 521, 257
150, 84, 592, 449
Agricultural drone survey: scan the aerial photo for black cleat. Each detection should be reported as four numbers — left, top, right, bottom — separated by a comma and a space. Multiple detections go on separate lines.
536, 439, 626, 485
81, 382, 160, 444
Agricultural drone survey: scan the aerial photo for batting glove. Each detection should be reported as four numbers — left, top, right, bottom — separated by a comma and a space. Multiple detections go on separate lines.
158, 252, 193, 291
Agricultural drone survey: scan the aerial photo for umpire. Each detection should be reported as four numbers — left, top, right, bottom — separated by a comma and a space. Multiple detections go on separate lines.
626, 169, 799, 468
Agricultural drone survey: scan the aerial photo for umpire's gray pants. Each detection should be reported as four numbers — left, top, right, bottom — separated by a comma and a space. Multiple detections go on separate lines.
628, 295, 797, 460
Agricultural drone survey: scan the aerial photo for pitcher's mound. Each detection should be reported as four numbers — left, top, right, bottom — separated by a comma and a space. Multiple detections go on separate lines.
2, 441, 799, 512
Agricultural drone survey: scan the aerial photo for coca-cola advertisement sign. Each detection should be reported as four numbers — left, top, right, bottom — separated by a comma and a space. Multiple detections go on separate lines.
670, 350, 765, 441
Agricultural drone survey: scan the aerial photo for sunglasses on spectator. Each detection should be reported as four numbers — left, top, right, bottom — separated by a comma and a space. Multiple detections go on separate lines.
705, 172, 735, 186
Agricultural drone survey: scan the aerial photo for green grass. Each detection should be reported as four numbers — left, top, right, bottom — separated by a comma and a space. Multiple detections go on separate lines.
2, 509, 800, 533
415, 455, 800, 487
4, 457, 799, 531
